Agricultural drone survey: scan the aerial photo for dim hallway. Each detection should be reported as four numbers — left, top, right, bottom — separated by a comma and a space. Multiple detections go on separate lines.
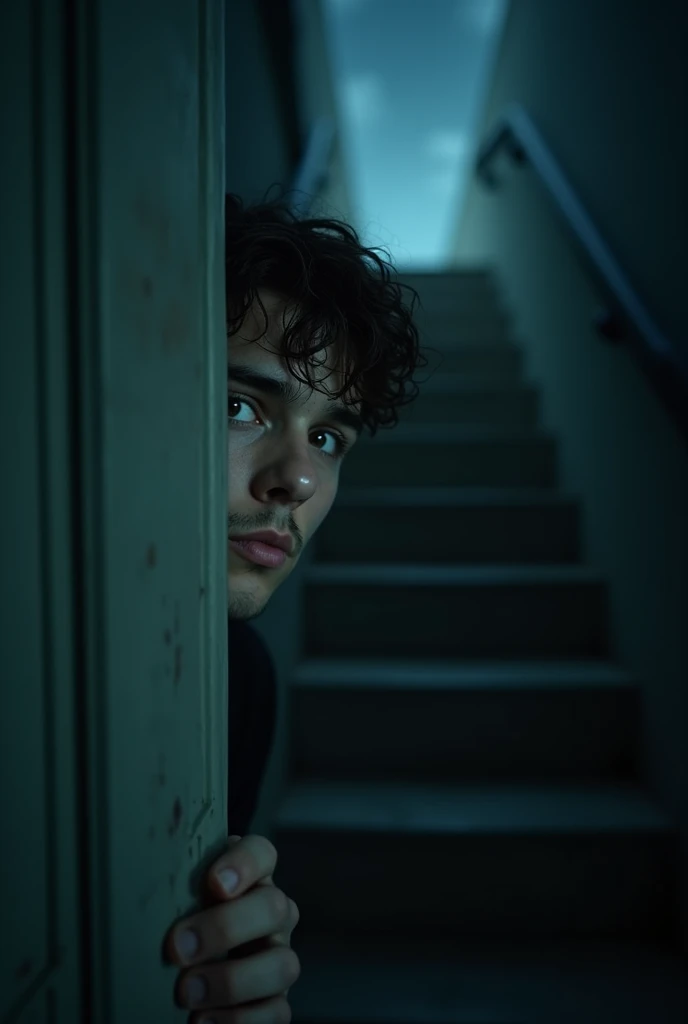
270, 269, 688, 1023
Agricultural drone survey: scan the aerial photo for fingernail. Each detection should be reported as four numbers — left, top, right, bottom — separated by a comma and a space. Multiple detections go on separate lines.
185, 974, 207, 1007
217, 868, 239, 895
175, 928, 199, 959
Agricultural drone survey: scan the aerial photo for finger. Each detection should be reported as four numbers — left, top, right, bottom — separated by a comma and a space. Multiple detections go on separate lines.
206, 833, 278, 902
188, 995, 291, 1024
265, 897, 299, 948
166, 882, 291, 965
175, 944, 301, 1013
236, 897, 299, 951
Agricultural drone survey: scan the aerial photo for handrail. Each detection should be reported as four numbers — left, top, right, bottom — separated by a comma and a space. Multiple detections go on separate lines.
476, 102, 688, 447
288, 116, 337, 218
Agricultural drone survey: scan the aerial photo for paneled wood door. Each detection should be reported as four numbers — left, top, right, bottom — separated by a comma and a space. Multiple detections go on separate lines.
0, 2, 228, 1020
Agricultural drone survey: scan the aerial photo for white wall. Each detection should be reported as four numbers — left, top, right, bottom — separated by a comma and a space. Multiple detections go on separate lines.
319, 0, 510, 268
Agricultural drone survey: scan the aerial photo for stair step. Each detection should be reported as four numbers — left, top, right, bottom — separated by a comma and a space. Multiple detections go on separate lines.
399, 273, 502, 314
401, 381, 540, 428
305, 562, 601, 585
318, 487, 579, 563
420, 323, 515, 346
291, 658, 641, 783
411, 374, 532, 392
398, 265, 498, 277
278, 779, 669, 833
345, 428, 558, 488
329, 486, 571, 507
292, 657, 633, 689
422, 344, 524, 381
273, 781, 677, 940
302, 564, 609, 659
289, 933, 688, 1023
398, 267, 499, 293
415, 307, 511, 333
359, 425, 548, 443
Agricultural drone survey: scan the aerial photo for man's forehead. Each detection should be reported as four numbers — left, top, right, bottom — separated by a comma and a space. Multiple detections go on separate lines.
229, 289, 357, 402
230, 331, 350, 389
243, 287, 301, 338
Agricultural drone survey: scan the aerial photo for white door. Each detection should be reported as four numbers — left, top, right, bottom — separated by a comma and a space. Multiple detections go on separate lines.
0, 1, 228, 1020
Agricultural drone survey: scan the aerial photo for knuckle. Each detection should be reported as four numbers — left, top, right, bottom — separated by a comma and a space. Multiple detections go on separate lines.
249, 833, 277, 860
254, 997, 291, 1024
222, 922, 236, 951
288, 898, 300, 928
263, 837, 278, 865
270, 887, 289, 925
241, 834, 278, 882
221, 904, 240, 949
281, 949, 301, 987
276, 997, 293, 1024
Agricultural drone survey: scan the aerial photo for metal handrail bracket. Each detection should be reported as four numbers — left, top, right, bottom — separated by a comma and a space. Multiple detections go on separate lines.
476, 103, 688, 446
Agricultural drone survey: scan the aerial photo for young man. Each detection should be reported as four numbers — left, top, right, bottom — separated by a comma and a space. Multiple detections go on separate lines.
163, 189, 428, 1021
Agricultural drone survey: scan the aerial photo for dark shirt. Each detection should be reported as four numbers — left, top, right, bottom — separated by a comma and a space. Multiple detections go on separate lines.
227, 619, 277, 836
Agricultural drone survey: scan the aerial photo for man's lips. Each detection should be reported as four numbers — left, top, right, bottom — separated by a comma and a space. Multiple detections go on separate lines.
229, 536, 290, 569
229, 530, 294, 555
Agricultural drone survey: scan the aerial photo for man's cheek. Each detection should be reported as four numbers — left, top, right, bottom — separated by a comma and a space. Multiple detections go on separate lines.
227, 449, 252, 496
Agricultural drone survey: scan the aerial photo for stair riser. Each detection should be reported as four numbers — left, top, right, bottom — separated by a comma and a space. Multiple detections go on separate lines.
402, 297, 503, 318
415, 308, 511, 332
275, 830, 678, 940
303, 580, 609, 659
424, 347, 524, 380
420, 325, 514, 347
401, 389, 539, 428
342, 441, 558, 488
398, 272, 499, 298
291, 687, 641, 783
315, 503, 579, 564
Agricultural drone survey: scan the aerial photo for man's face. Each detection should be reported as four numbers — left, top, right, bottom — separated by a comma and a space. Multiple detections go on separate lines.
227, 288, 362, 621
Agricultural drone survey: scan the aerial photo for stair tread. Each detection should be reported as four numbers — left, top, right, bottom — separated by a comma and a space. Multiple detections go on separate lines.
413, 375, 534, 393
423, 342, 522, 354
292, 658, 634, 689
358, 424, 550, 443
305, 563, 603, 584
333, 486, 574, 506
399, 266, 497, 280
275, 780, 672, 833
425, 340, 521, 352
290, 933, 688, 1024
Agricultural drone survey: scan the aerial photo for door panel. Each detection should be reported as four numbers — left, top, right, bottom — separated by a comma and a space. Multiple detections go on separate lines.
0, 1, 82, 1020
81, 0, 227, 1019
0, 1, 227, 1020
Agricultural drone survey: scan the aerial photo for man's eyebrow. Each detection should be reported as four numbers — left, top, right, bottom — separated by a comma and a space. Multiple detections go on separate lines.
228, 363, 364, 437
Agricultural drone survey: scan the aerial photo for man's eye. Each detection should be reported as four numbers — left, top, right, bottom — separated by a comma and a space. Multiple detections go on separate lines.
227, 394, 258, 422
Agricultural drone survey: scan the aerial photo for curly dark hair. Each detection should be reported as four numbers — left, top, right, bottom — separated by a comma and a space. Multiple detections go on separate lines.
225, 186, 436, 437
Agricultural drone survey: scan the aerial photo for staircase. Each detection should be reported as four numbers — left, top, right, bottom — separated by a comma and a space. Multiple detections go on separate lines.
273, 269, 687, 1023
